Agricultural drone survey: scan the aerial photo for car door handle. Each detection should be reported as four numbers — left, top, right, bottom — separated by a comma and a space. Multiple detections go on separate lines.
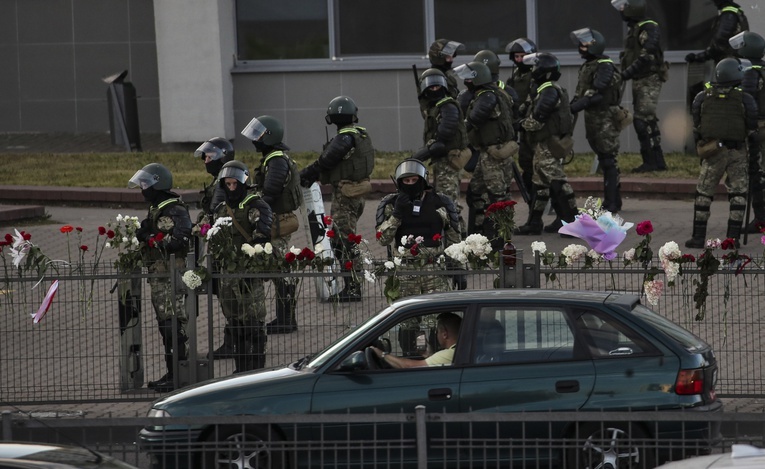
428, 388, 453, 401
556, 380, 580, 393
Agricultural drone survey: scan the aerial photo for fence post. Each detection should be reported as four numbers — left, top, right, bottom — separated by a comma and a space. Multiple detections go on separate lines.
184, 252, 199, 385
499, 249, 526, 288
1, 410, 12, 441
415, 405, 427, 469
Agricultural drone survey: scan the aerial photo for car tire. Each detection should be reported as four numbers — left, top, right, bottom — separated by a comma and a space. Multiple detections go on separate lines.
567, 422, 655, 469
200, 425, 286, 469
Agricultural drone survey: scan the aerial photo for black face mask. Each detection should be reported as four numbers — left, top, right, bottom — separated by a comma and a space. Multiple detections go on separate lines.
400, 179, 425, 200
141, 187, 161, 204
205, 159, 223, 177
223, 182, 247, 205
252, 140, 269, 153
423, 87, 446, 102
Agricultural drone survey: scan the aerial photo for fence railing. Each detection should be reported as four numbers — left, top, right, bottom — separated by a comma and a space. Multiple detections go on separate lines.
1, 251, 763, 403
3, 408, 764, 469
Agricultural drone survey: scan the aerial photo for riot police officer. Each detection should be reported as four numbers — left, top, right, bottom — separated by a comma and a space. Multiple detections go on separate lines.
570, 28, 624, 214
427, 39, 466, 100
613, 0, 668, 173
515, 53, 579, 235
300, 96, 375, 302
685, 0, 749, 65
506, 38, 538, 203
212, 160, 273, 372
129, 163, 192, 392
241, 115, 303, 334
687, 57, 758, 248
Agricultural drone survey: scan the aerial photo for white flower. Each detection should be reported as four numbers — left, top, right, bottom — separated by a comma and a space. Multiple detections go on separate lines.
663, 261, 680, 285
116, 214, 124, 222
264, 243, 273, 255
393, 256, 402, 266
397, 246, 406, 255
384, 261, 395, 270
644, 279, 664, 306
104, 242, 111, 249
444, 243, 468, 264
363, 257, 373, 265
705, 238, 721, 249
314, 244, 324, 253
241, 243, 264, 257
531, 241, 547, 254
364, 270, 377, 283
561, 244, 588, 262
400, 235, 410, 246
659, 241, 681, 261
289, 246, 302, 256
623, 248, 635, 261
415, 236, 425, 245
131, 237, 139, 247
182, 270, 202, 290
122, 236, 129, 244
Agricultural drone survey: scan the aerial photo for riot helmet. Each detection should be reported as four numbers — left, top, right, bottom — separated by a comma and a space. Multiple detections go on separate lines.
428, 39, 465, 67
419, 68, 448, 100
505, 38, 537, 68
241, 115, 285, 152
219, 160, 250, 203
715, 57, 745, 84
128, 163, 172, 191
454, 61, 492, 87
571, 28, 606, 57
730, 31, 765, 60
394, 159, 429, 199
527, 52, 562, 83
474, 50, 501, 78
195, 137, 234, 177
612, 0, 646, 20
325, 95, 359, 126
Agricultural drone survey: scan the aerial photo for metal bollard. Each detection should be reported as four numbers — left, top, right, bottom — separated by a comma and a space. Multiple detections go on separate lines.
415, 405, 427, 469
2, 410, 12, 441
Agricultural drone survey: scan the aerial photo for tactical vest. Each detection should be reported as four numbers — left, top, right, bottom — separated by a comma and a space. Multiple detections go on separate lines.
621, 20, 664, 78
198, 178, 217, 213
576, 59, 622, 109
423, 98, 467, 152
699, 83, 747, 142
467, 88, 514, 148
395, 193, 445, 249
218, 193, 260, 249
709, 6, 748, 62
509, 69, 533, 104
257, 150, 302, 214
749, 65, 765, 119
527, 82, 574, 143
321, 126, 375, 185
147, 198, 190, 259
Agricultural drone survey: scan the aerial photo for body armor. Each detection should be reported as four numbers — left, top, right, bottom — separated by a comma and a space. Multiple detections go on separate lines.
467, 88, 514, 148
424, 98, 467, 152
621, 20, 664, 79
146, 198, 190, 261
256, 151, 302, 214
320, 126, 375, 185
699, 85, 747, 141
576, 59, 622, 108
527, 83, 574, 143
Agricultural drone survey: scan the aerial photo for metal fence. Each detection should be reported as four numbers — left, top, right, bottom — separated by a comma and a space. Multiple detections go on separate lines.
1, 251, 764, 404
3, 408, 764, 469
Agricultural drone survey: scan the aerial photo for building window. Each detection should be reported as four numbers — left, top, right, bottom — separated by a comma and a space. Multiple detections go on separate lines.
334, 0, 424, 56
435, 0, 526, 56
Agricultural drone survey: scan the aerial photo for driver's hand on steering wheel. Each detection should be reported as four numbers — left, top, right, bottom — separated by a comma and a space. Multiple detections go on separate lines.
370, 346, 384, 358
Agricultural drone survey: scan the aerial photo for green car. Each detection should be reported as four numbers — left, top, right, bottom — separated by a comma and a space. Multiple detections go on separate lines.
139, 289, 722, 468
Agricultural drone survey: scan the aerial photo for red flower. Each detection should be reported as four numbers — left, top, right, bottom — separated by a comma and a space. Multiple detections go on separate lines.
80, 245, 88, 251
375, 231, 382, 240
432, 233, 442, 241
327, 230, 335, 239
636, 220, 653, 236
0, 240, 8, 247
285, 252, 296, 263
76, 226, 83, 232
60, 225, 74, 234
721, 238, 737, 250
22, 231, 31, 241
148, 238, 156, 248
300, 247, 315, 261
98, 226, 107, 235
155, 232, 165, 241
323, 215, 333, 226
681, 254, 696, 263
106, 230, 115, 239
4, 234, 12, 243
410, 244, 420, 256
344, 261, 354, 270
348, 233, 362, 244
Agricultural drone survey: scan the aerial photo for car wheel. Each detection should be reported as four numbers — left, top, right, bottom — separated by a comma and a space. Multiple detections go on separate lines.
568, 422, 654, 469
201, 425, 286, 469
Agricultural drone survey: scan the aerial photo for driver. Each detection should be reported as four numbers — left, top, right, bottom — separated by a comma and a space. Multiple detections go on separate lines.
371, 313, 461, 368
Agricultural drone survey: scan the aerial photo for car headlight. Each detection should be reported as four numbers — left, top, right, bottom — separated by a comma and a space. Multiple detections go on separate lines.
147, 408, 171, 418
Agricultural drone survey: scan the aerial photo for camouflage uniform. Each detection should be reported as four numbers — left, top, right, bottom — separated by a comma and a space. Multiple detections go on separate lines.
140, 196, 192, 387
213, 191, 273, 372
688, 80, 758, 246
507, 64, 535, 204
620, 13, 668, 172
686, 2, 749, 65
573, 54, 624, 213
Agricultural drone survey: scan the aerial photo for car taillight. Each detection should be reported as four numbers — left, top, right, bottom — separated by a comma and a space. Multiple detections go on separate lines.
675, 368, 704, 395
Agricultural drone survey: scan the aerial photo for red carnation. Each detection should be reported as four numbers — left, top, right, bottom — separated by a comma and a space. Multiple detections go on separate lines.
80, 245, 88, 251
323, 215, 333, 226
682, 254, 696, 262
327, 230, 335, 238
410, 244, 420, 256
721, 238, 737, 250
98, 226, 107, 235
636, 220, 653, 236
60, 225, 74, 234
155, 232, 165, 241
432, 233, 442, 241
76, 226, 83, 232
344, 261, 354, 270
285, 252, 296, 263
4, 234, 12, 243
351, 234, 363, 244
376, 231, 382, 240
301, 247, 315, 260
106, 230, 115, 239
22, 232, 31, 241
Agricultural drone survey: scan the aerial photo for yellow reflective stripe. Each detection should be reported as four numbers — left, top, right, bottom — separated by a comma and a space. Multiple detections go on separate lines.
721, 6, 741, 13
339, 126, 365, 135
537, 82, 554, 92
156, 198, 179, 210
435, 97, 454, 107
638, 20, 657, 27
262, 150, 285, 166
238, 194, 257, 210
597, 59, 614, 64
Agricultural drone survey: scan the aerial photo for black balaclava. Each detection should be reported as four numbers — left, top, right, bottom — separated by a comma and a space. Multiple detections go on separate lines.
399, 177, 426, 200
142, 187, 163, 205
205, 159, 224, 177
223, 181, 248, 206
423, 86, 447, 102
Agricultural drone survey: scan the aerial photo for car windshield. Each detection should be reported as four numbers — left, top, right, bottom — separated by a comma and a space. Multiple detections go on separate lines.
631, 304, 708, 352
306, 303, 399, 369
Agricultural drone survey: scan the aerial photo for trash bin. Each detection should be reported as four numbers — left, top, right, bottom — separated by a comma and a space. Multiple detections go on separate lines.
103, 70, 142, 152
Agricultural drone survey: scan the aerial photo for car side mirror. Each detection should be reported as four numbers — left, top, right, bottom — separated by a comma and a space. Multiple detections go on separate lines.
338, 350, 366, 371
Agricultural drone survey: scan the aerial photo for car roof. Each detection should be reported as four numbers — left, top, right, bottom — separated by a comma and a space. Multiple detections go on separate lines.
391, 289, 638, 308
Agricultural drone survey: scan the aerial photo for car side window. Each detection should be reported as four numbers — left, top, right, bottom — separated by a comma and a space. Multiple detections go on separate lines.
378, 311, 464, 362
575, 311, 651, 358
474, 307, 575, 364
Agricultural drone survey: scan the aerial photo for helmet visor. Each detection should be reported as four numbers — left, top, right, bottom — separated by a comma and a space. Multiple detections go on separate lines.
570, 28, 595, 46
740, 58, 753, 71
610, 0, 628, 10
395, 159, 427, 180
194, 141, 225, 160
522, 53, 541, 67
128, 169, 160, 190
420, 74, 447, 92
729, 31, 746, 50
219, 166, 249, 184
454, 64, 477, 80
440, 41, 465, 58
505, 38, 535, 54
241, 118, 268, 141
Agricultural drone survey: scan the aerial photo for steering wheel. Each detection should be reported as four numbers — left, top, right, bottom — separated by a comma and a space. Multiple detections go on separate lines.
365, 346, 385, 370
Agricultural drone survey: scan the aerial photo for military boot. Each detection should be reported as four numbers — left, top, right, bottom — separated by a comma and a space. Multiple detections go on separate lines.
266, 282, 298, 334
632, 146, 658, 173
211, 323, 236, 359
726, 220, 742, 249
514, 209, 544, 236
685, 221, 708, 249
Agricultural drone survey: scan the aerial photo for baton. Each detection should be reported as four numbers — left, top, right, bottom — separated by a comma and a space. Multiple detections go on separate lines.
511, 159, 531, 205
